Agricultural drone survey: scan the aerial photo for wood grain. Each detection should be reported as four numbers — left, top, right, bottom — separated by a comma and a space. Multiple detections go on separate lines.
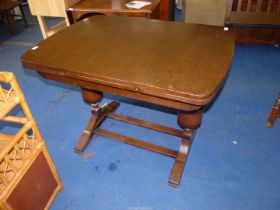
21, 16, 235, 106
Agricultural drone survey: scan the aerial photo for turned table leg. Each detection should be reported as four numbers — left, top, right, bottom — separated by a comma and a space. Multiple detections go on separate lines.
169, 108, 203, 187
81, 88, 103, 108
266, 94, 280, 128
74, 88, 120, 153
74, 88, 103, 153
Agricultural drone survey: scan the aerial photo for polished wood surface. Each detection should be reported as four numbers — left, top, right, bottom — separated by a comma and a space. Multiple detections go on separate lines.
21, 16, 235, 187
68, 0, 160, 22
21, 16, 234, 106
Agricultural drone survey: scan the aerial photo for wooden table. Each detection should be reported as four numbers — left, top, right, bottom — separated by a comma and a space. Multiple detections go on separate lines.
67, 0, 160, 23
0, 0, 27, 34
21, 16, 235, 187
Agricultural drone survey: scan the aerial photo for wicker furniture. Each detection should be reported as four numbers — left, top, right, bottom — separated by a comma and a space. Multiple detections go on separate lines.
267, 94, 280, 128
27, 0, 80, 39
0, 72, 62, 210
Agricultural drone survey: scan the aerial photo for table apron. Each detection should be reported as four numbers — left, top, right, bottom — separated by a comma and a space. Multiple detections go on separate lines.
39, 72, 202, 112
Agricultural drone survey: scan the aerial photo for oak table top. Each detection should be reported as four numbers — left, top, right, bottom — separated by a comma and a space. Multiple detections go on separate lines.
21, 16, 234, 106
21, 16, 235, 187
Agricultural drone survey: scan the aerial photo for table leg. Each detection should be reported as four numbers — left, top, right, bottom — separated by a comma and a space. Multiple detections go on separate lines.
74, 88, 119, 153
19, 4, 28, 28
66, 10, 75, 25
168, 108, 203, 187
266, 95, 280, 128
2, 10, 15, 35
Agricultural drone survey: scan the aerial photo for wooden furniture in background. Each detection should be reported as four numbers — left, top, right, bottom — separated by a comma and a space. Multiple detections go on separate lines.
67, 0, 160, 23
227, 0, 280, 25
233, 27, 280, 44
158, 0, 175, 20
267, 94, 280, 128
27, 0, 80, 39
0, 72, 62, 209
0, 0, 27, 34
21, 16, 235, 187
182, 0, 279, 43
226, 0, 280, 44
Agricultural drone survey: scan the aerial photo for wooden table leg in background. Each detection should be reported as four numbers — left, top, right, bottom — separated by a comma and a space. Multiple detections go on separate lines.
266, 94, 280, 128
74, 88, 119, 153
168, 108, 203, 187
2, 10, 16, 34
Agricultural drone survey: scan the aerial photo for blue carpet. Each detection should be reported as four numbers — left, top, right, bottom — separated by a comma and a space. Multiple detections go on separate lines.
1, 6, 280, 210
